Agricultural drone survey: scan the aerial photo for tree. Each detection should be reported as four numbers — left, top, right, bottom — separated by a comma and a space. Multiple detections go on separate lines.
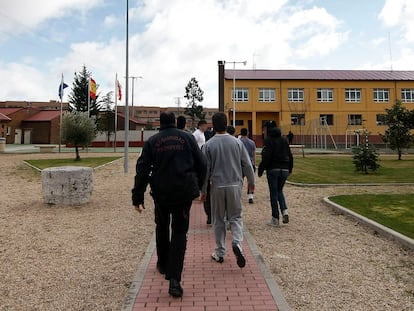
184, 77, 205, 129
68, 65, 102, 119
96, 91, 115, 146
62, 111, 97, 161
352, 130, 380, 174
380, 100, 413, 160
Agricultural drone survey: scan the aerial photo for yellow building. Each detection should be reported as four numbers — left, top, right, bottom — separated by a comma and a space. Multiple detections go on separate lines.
218, 62, 414, 148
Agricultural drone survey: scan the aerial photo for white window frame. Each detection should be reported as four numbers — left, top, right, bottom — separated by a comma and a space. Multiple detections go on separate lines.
258, 88, 276, 102
6, 126, 11, 136
373, 88, 389, 102
348, 114, 362, 125
345, 88, 361, 102
291, 114, 305, 125
401, 89, 414, 103
232, 88, 249, 102
317, 88, 333, 102
288, 88, 304, 102
319, 114, 334, 125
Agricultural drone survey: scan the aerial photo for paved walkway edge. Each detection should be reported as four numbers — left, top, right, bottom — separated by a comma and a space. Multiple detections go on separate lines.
121, 233, 156, 311
323, 197, 414, 251
244, 229, 291, 311
288, 181, 414, 187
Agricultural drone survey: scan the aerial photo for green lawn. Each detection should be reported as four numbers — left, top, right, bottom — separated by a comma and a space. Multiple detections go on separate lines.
330, 194, 414, 239
25, 157, 122, 170
288, 155, 414, 184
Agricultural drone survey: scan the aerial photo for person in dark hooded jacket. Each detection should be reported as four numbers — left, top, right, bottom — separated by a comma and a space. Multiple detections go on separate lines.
258, 126, 293, 226
132, 112, 207, 298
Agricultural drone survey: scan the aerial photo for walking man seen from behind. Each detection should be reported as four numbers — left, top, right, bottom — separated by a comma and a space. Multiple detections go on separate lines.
132, 112, 207, 298
239, 128, 256, 204
201, 112, 255, 267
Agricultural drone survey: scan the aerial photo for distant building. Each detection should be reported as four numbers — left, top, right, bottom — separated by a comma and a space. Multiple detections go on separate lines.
218, 61, 414, 147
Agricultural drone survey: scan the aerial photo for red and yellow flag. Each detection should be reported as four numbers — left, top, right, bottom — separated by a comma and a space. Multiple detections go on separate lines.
89, 78, 97, 100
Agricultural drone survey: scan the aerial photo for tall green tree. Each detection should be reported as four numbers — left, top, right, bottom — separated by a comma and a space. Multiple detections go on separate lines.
96, 91, 115, 145
184, 77, 205, 129
68, 65, 102, 119
62, 111, 96, 160
380, 100, 413, 160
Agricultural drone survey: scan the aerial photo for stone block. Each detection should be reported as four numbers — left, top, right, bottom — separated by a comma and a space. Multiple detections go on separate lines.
41, 166, 93, 205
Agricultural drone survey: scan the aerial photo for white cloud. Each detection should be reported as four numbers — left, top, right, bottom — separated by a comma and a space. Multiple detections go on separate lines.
0, 0, 103, 38
0, 0, 349, 107
104, 14, 118, 28
379, 0, 414, 42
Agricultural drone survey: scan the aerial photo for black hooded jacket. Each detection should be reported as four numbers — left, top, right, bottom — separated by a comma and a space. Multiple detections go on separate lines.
258, 127, 293, 176
132, 124, 207, 206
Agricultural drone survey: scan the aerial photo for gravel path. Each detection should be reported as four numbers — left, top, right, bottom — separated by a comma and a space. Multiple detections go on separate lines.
0, 153, 413, 310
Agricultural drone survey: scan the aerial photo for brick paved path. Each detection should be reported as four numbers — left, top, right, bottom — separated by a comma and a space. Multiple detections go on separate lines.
123, 201, 288, 311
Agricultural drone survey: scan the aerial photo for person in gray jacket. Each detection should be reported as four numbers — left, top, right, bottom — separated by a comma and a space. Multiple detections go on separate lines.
201, 112, 255, 267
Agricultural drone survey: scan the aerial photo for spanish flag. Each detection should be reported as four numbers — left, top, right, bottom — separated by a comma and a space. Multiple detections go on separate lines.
89, 78, 97, 100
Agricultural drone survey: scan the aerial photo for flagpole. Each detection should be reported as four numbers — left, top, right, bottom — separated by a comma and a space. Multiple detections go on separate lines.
59, 73, 64, 153
114, 73, 118, 152
124, 0, 130, 173
87, 78, 91, 118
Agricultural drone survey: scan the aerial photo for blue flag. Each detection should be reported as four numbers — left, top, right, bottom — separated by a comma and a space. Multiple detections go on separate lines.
58, 82, 68, 99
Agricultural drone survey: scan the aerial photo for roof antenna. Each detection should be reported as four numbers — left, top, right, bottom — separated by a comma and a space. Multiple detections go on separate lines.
388, 32, 393, 71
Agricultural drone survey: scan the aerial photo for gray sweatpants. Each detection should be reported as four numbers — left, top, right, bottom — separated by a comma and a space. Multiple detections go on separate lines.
210, 184, 243, 257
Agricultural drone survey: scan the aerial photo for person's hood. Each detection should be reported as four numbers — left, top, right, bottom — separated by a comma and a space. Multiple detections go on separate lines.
268, 127, 282, 137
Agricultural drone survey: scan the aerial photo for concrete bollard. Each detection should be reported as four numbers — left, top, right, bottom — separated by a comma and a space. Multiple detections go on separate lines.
41, 166, 93, 205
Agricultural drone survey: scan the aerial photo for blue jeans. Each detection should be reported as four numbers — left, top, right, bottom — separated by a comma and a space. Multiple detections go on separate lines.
266, 169, 289, 219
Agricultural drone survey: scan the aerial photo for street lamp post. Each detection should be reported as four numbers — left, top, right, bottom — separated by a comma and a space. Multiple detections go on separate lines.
225, 60, 247, 127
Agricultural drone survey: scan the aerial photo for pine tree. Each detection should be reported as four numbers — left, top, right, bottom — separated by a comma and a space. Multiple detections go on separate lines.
352, 130, 380, 174
68, 65, 102, 119
184, 77, 205, 129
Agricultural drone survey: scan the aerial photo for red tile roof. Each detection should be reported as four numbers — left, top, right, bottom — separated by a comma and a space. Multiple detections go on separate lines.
0, 113, 11, 121
224, 69, 414, 81
117, 112, 147, 124
23, 110, 61, 121
0, 107, 24, 115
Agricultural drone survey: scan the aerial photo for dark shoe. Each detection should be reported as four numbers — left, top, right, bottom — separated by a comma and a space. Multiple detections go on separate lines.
283, 214, 289, 224
248, 198, 254, 204
168, 279, 183, 298
156, 262, 166, 275
232, 244, 246, 268
211, 252, 224, 263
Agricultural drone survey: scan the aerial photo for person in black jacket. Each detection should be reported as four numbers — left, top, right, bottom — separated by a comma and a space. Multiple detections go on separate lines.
258, 126, 293, 227
132, 112, 207, 298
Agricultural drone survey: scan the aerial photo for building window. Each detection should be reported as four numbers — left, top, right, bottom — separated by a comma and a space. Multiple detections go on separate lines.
288, 88, 304, 102
401, 89, 414, 103
348, 114, 362, 125
345, 88, 361, 102
232, 88, 249, 102
319, 114, 334, 126
317, 88, 333, 102
259, 88, 276, 102
235, 120, 244, 126
291, 114, 305, 125
376, 114, 387, 126
373, 89, 389, 102
6, 126, 11, 136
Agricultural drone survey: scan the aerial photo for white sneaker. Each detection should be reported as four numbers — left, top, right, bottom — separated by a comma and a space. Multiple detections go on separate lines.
211, 252, 224, 263
267, 217, 279, 227
282, 210, 289, 224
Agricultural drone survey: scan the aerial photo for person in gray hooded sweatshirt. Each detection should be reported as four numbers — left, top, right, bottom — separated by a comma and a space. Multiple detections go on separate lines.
201, 112, 255, 267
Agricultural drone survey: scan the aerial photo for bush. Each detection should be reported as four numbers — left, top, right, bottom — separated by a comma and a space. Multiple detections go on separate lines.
352, 144, 380, 174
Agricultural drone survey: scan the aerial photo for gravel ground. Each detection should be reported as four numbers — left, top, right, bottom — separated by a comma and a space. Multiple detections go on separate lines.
0, 152, 413, 310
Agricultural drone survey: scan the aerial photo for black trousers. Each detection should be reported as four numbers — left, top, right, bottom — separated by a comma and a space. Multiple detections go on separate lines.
204, 183, 211, 221
154, 201, 192, 282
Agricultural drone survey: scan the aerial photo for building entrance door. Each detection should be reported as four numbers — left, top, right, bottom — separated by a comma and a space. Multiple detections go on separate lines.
14, 129, 22, 144
24, 130, 32, 144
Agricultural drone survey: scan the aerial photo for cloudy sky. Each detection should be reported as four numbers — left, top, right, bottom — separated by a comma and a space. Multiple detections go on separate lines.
1, 0, 413, 108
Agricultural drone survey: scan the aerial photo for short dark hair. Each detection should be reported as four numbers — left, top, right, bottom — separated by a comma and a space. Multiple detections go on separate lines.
212, 112, 227, 132
198, 120, 207, 127
240, 128, 248, 136
160, 112, 175, 126
226, 125, 235, 135
176, 116, 186, 129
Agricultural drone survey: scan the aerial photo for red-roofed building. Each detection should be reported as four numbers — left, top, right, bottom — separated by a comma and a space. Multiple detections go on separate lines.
22, 111, 62, 144
217, 62, 414, 147
0, 113, 11, 138
0, 107, 39, 144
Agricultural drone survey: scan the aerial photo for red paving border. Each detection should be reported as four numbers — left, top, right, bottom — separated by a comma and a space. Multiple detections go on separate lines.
122, 202, 289, 311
